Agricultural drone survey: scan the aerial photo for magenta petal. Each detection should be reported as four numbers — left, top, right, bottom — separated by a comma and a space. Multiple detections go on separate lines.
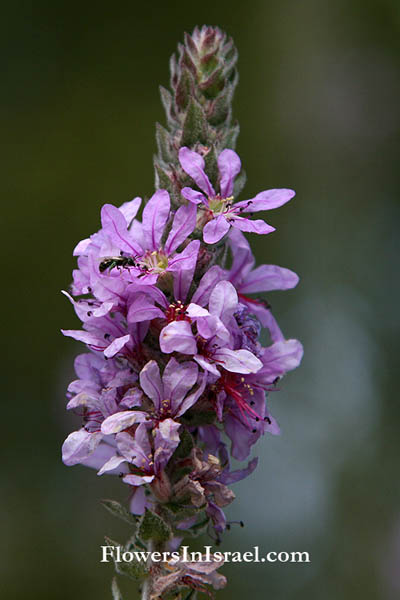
154, 418, 181, 471
209, 280, 238, 324
73, 238, 91, 256
160, 321, 197, 355
123, 474, 155, 486
118, 196, 142, 224
162, 358, 198, 406
213, 348, 262, 374
175, 372, 207, 417
235, 188, 295, 212
127, 294, 164, 323
61, 329, 104, 347
185, 303, 210, 318
191, 265, 226, 307
178, 147, 215, 197
100, 204, 142, 254
142, 189, 170, 251
227, 229, 255, 284
194, 355, 221, 377
220, 457, 259, 485
165, 202, 197, 254
62, 429, 102, 466
241, 264, 299, 293
230, 216, 275, 235
97, 455, 126, 476
167, 239, 200, 271
181, 187, 207, 205
130, 486, 147, 515
82, 440, 125, 472
217, 149, 241, 198
101, 411, 147, 435
104, 334, 130, 358
260, 339, 304, 377
173, 268, 195, 303
203, 216, 231, 244
139, 360, 163, 410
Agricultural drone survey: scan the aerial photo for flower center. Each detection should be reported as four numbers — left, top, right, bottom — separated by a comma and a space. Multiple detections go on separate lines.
165, 301, 190, 323
139, 250, 169, 273
208, 194, 234, 215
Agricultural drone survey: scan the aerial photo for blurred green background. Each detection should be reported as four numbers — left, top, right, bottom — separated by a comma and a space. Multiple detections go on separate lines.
2, 1, 399, 598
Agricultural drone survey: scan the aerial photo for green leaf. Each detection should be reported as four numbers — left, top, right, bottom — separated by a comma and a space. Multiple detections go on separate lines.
154, 160, 173, 193
170, 466, 194, 486
138, 509, 172, 544
180, 98, 208, 147
105, 537, 147, 581
180, 409, 216, 427
173, 429, 194, 460
101, 499, 138, 527
175, 68, 193, 111
111, 577, 123, 600
164, 503, 199, 520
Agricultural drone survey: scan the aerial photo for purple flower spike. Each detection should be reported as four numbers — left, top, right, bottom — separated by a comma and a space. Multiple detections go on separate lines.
179, 146, 295, 244
61, 28, 303, 597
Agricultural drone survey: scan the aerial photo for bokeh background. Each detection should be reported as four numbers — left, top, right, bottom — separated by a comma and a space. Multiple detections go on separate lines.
3, 1, 399, 598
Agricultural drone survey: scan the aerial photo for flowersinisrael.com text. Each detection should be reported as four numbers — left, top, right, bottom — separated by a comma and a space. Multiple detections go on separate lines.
101, 545, 311, 564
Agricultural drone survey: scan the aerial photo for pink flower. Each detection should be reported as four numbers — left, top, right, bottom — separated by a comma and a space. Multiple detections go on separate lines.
179, 146, 295, 244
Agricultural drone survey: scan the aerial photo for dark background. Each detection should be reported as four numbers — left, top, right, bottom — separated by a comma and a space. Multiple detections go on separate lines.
2, 1, 399, 598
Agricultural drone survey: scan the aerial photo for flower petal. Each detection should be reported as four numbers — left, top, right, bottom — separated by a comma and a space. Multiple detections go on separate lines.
160, 321, 197, 355
203, 215, 231, 244
62, 429, 102, 466
127, 294, 164, 323
100, 203, 142, 254
259, 339, 304, 378
139, 360, 163, 410
175, 372, 207, 417
235, 188, 295, 212
101, 411, 147, 435
104, 334, 130, 358
241, 264, 299, 293
154, 418, 181, 471
217, 149, 241, 197
162, 358, 198, 407
123, 474, 155, 486
209, 280, 238, 324
191, 265, 226, 307
179, 147, 215, 197
167, 239, 200, 272
230, 216, 275, 235
181, 187, 207, 205
165, 202, 197, 254
142, 189, 170, 251
118, 196, 142, 225
185, 303, 210, 318
97, 454, 126, 476
213, 348, 262, 374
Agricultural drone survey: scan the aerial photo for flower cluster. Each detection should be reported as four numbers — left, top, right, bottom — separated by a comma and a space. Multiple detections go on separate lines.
62, 146, 302, 537
62, 25, 302, 599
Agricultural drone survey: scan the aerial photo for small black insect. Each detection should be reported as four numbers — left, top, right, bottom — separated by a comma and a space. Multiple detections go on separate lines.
99, 256, 136, 273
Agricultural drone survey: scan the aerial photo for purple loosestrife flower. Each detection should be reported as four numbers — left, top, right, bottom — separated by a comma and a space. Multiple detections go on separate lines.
179, 147, 295, 244
101, 358, 206, 435
61, 26, 303, 599
160, 280, 263, 376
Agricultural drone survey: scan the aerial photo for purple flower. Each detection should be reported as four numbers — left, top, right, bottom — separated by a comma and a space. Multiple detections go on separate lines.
71, 190, 199, 297
179, 147, 295, 244
159, 280, 263, 376
101, 358, 206, 434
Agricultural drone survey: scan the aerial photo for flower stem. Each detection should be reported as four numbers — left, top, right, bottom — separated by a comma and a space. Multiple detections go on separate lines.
141, 540, 154, 600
